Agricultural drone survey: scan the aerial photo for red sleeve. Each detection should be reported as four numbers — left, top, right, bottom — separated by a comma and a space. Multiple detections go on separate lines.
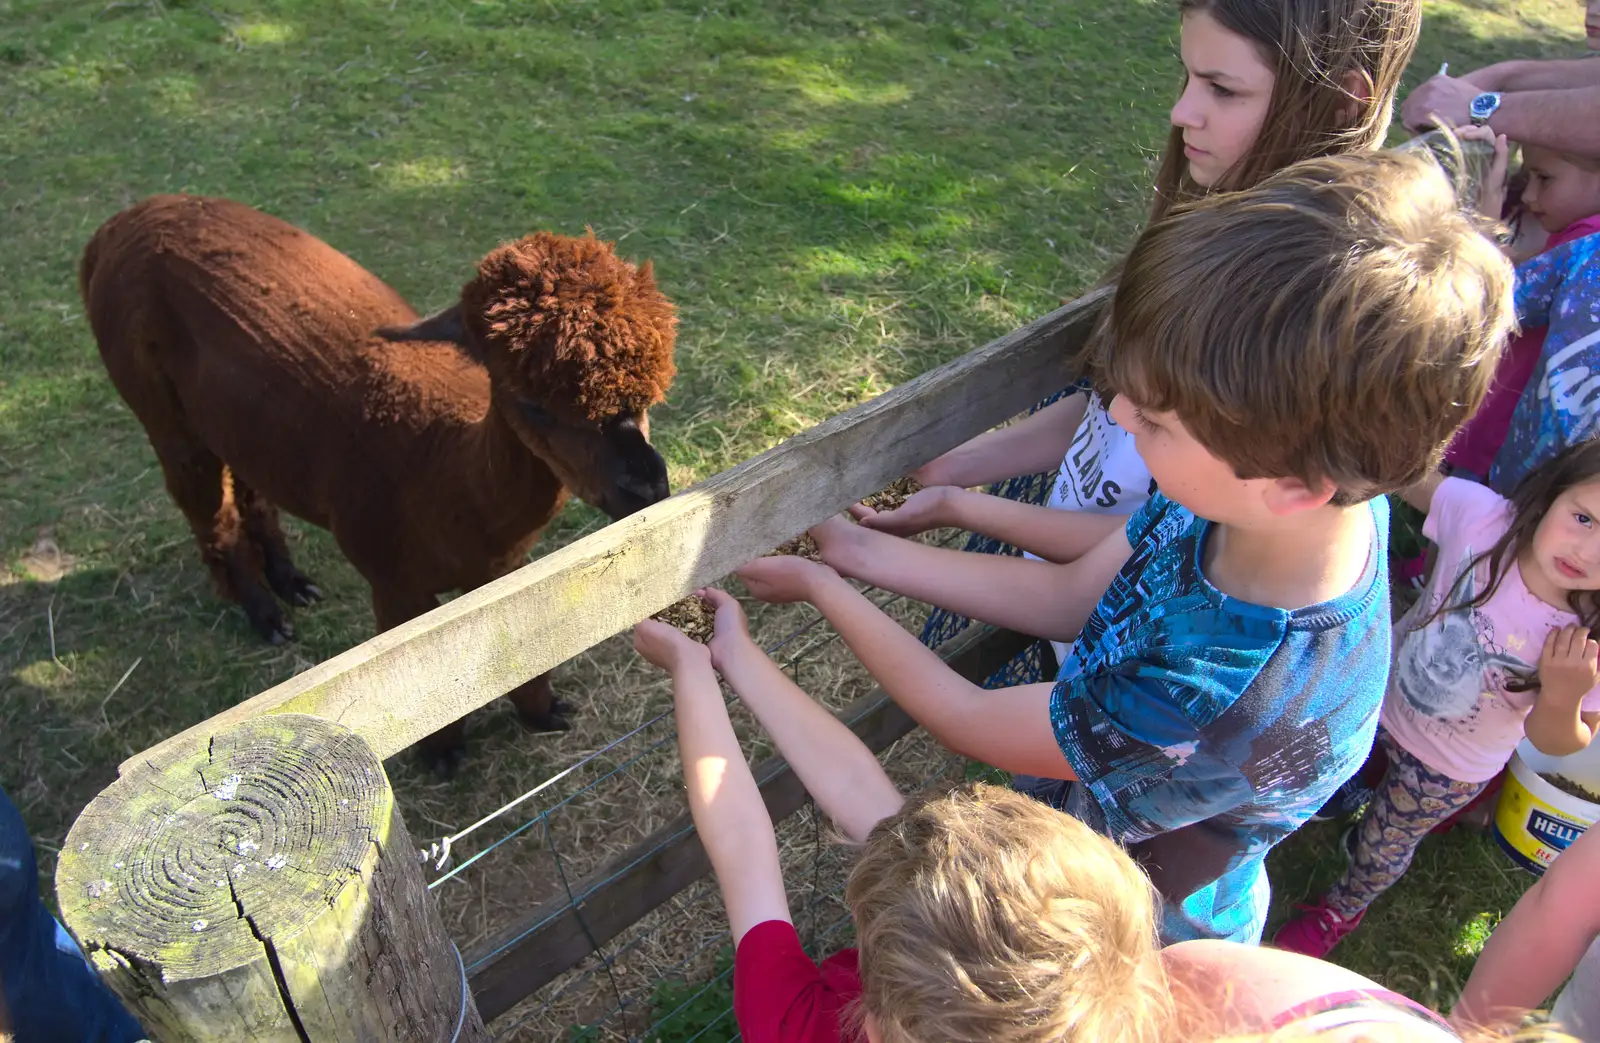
733, 920, 863, 1043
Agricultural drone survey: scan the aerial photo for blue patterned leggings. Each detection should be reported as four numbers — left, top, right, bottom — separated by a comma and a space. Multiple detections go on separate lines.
1325, 730, 1489, 919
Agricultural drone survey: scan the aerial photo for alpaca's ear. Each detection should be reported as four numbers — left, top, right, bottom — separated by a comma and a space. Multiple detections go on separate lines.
376, 303, 466, 345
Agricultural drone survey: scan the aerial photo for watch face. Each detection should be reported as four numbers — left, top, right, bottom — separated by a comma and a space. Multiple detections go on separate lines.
1470, 93, 1499, 120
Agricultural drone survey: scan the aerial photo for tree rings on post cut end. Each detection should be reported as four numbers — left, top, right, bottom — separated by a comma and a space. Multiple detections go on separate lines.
57, 713, 484, 1042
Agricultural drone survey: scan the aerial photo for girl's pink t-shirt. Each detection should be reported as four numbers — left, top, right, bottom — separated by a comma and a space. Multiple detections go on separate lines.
1445, 215, 1600, 478
1381, 478, 1600, 782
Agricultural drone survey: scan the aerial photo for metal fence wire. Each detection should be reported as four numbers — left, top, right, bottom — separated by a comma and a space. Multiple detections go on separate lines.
415, 530, 984, 1041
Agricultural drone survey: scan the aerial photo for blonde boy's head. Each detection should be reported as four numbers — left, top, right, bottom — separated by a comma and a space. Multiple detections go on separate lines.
1103, 149, 1515, 507
846, 784, 1172, 1043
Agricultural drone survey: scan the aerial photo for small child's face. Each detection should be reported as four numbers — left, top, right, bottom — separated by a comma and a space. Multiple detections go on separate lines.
1171, 10, 1276, 189
1107, 395, 1262, 522
1520, 145, 1600, 233
1527, 479, 1600, 602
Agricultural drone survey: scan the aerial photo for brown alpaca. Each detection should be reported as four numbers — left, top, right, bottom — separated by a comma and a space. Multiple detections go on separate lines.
80, 195, 678, 771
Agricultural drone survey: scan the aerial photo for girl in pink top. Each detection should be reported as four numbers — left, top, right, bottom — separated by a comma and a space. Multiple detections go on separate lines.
1276, 441, 1600, 958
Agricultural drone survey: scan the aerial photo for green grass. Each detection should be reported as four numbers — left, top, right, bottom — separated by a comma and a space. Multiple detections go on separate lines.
0, 0, 1588, 1029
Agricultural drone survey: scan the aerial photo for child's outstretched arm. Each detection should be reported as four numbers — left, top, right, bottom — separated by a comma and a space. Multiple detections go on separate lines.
851, 486, 1127, 564
1453, 823, 1600, 1033
634, 620, 790, 943
810, 512, 1134, 642
700, 589, 903, 844
735, 556, 1077, 780
914, 392, 1088, 489
1526, 623, 1600, 757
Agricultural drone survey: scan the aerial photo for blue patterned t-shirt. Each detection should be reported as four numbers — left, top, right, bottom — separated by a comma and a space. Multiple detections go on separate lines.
1490, 231, 1600, 494
1049, 493, 1390, 944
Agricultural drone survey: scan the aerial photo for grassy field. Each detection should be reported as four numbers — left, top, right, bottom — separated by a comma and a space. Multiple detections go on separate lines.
0, 0, 1590, 1033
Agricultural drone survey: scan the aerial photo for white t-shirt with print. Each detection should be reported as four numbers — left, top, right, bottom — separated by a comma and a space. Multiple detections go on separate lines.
1381, 478, 1600, 783
1029, 392, 1155, 667
1046, 392, 1158, 515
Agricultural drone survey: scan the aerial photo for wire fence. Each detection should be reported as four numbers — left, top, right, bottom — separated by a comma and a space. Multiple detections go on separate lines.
411, 529, 992, 1040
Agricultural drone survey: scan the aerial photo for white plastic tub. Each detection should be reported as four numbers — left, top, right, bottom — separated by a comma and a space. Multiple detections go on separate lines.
1493, 737, 1600, 875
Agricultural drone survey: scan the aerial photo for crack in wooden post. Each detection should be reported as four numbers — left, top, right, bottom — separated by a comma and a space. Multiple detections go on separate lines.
58, 714, 490, 1042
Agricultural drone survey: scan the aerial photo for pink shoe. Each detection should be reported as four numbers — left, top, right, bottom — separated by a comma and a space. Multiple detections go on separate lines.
1272, 900, 1365, 958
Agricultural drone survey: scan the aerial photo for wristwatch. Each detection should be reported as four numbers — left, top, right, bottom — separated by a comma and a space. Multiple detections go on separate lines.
1469, 92, 1503, 127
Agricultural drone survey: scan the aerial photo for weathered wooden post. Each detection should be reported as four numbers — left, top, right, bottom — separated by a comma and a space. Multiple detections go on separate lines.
55, 714, 488, 1042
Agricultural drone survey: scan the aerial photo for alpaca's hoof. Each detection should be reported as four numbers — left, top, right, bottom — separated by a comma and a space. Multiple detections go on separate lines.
289, 580, 323, 607
515, 698, 575, 734
247, 604, 295, 645
268, 567, 323, 608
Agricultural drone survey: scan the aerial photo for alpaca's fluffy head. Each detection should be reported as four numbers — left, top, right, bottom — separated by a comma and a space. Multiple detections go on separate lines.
463, 230, 677, 421
380, 231, 677, 520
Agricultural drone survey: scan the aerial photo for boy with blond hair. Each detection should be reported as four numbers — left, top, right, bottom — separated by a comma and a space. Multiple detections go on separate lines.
633, 591, 1173, 1043
735, 149, 1517, 945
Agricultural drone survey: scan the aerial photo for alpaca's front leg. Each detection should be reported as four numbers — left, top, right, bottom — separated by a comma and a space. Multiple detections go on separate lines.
506, 672, 573, 733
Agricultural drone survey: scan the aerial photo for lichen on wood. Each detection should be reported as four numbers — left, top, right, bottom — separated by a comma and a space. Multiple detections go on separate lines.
57, 713, 487, 1042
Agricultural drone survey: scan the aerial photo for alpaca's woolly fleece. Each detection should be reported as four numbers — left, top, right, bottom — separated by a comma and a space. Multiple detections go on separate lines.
462, 231, 678, 421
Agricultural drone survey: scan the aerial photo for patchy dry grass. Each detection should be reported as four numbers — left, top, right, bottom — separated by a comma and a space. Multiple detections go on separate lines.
0, 0, 1589, 1033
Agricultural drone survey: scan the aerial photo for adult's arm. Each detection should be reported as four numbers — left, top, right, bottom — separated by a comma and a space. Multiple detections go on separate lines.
1453, 826, 1600, 1032
1402, 74, 1600, 155
1460, 57, 1600, 92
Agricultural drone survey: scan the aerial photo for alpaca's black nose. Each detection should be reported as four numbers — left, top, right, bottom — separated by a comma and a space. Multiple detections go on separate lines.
602, 466, 671, 521
600, 484, 666, 521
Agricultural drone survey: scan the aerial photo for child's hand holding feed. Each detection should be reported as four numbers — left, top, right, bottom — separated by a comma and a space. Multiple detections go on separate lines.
702, 587, 754, 671
633, 616, 712, 673
736, 551, 840, 604
849, 485, 959, 538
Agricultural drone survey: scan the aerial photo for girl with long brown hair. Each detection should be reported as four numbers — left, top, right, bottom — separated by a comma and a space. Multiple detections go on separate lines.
901, 0, 1422, 677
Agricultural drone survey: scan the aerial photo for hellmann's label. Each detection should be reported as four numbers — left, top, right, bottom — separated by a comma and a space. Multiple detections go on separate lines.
1528, 809, 1587, 852
1494, 771, 1594, 876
